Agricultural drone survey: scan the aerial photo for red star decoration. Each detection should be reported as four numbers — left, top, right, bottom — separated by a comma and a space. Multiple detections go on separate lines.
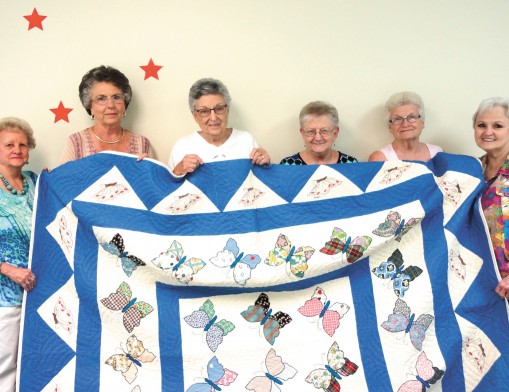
50, 101, 73, 123
23, 8, 47, 31
140, 58, 163, 80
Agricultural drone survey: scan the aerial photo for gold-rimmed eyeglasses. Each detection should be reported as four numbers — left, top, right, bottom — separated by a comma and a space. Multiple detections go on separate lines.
92, 94, 125, 105
194, 104, 228, 118
389, 114, 421, 126
302, 128, 335, 138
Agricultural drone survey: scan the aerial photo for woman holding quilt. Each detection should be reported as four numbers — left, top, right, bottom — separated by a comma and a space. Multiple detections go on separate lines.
0, 117, 38, 392
474, 97, 509, 300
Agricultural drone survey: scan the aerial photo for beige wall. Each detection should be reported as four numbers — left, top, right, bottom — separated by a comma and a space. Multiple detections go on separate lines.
2, 1, 509, 172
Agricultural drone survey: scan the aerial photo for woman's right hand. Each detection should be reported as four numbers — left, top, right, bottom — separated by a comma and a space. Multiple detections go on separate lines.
173, 154, 204, 176
1, 263, 36, 291
495, 275, 509, 300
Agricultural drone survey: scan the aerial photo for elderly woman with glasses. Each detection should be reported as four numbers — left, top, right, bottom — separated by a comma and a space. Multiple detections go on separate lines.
368, 91, 442, 162
280, 101, 357, 165
59, 65, 154, 164
168, 78, 270, 176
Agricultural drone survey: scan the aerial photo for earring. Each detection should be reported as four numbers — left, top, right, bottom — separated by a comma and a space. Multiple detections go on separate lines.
90, 114, 95, 120
123, 112, 126, 118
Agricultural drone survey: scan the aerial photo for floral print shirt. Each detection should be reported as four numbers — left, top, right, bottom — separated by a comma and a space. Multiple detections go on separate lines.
480, 154, 509, 278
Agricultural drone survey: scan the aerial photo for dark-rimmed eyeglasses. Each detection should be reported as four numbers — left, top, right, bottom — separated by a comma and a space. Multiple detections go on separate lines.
194, 104, 228, 118
92, 94, 125, 105
302, 128, 335, 138
389, 114, 421, 125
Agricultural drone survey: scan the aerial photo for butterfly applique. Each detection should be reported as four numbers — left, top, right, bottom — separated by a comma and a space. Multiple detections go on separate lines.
209, 238, 261, 286
52, 297, 75, 335
397, 351, 444, 392
463, 337, 486, 373
306, 341, 358, 391
151, 240, 206, 284
320, 227, 372, 263
184, 299, 235, 352
241, 293, 292, 345
58, 215, 74, 252
298, 287, 350, 337
265, 234, 314, 278
308, 176, 342, 198
105, 334, 156, 384
186, 356, 238, 392
449, 249, 466, 282
94, 182, 129, 201
100, 282, 154, 333
245, 348, 297, 392
380, 164, 411, 185
439, 179, 462, 206
100, 233, 146, 277
381, 298, 434, 351
240, 187, 265, 206
167, 193, 201, 214
372, 211, 422, 242
371, 249, 423, 298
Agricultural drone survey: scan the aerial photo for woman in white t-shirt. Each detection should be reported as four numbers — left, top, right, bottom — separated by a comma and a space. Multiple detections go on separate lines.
368, 91, 442, 162
168, 78, 270, 176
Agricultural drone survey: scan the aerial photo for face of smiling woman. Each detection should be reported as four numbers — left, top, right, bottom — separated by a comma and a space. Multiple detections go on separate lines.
474, 106, 509, 156
388, 103, 424, 142
192, 94, 230, 145
0, 129, 29, 171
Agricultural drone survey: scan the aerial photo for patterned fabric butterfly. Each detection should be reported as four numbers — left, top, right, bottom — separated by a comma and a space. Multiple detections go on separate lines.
184, 299, 235, 352
240, 187, 265, 206
209, 237, 261, 285
449, 249, 466, 282
381, 298, 434, 351
320, 227, 372, 263
439, 179, 462, 206
100, 233, 146, 277
397, 351, 444, 392
298, 287, 350, 337
306, 341, 358, 391
265, 234, 314, 278
245, 348, 297, 392
241, 293, 292, 345
105, 334, 156, 384
372, 211, 422, 242
52, 296, 75, 335
58, 215, 74, 252
308, 176, 342, 198
151, 240, 206, 284
167, 193, 201, 214
186, 356, 238, 392
94, 182, 129, 201
463, 337, 486, 373
100, 281, 154, 333
371, 249, 423, 298
380, 164, 411, 185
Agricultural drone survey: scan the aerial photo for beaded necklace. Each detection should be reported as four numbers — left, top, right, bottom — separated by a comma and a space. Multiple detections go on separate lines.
0, 173, 28, 195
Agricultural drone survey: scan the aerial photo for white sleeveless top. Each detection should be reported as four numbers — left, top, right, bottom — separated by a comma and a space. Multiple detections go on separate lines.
379, 143, 442, 161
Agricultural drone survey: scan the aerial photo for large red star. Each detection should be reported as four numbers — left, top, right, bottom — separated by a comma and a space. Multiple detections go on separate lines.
140, 58, 163, 80
50, 101, 73, 123
23, 8, 47, 31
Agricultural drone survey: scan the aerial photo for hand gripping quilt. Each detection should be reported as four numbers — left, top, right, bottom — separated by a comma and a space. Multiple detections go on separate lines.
19, 152, 509, 391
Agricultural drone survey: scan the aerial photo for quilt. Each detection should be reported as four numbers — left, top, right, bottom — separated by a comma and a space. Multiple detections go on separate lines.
19, 152, 509, 392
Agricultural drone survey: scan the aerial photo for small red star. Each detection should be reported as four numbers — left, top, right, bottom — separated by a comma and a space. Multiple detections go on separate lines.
50, 101, 73, 123
23, 8, 47, 31
140, 58, 163, 80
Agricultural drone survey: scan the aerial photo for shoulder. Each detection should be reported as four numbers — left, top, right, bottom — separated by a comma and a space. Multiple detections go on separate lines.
368, 150, 388, 162
338, 152, 358, 163
280, 153, 304, 165
231, 129, 256, 141
23, 170, 38, 184
425, 143, 443, 155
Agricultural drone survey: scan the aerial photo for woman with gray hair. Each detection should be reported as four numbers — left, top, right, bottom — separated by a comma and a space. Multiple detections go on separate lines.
168, 78, 270, 176
0, 117, 38, 391
280, 101, 357, 165
59, 65, 154, 164
474, 97, 509, 300
368, 91, 442, 162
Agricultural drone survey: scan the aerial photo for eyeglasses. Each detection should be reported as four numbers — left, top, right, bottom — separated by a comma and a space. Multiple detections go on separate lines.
92, 94, 126, 105
389, 114, 421, 125
194, 104, 228, 118
302, 128, 335, 138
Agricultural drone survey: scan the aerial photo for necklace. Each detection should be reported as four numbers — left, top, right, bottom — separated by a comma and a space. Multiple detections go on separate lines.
90, 127, 125, 144
0, 173, 28, 195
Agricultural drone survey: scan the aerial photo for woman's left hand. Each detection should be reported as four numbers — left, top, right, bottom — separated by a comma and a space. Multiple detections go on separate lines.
495, 275, 509, 299
2, 263, 36, 291
250, 148, 271, 166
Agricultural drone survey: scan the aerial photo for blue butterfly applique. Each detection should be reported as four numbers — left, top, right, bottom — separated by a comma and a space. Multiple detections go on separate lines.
381, 298, 434, 351
186, 356, 238, 392
371, 249, 423, 298
209, 238, 261, 286
100, 233, 146, 277
184, 299, 235, 352
241, 293, 292, 345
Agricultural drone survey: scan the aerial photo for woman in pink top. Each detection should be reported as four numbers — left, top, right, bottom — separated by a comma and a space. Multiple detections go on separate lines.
368, 91, 442, 162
